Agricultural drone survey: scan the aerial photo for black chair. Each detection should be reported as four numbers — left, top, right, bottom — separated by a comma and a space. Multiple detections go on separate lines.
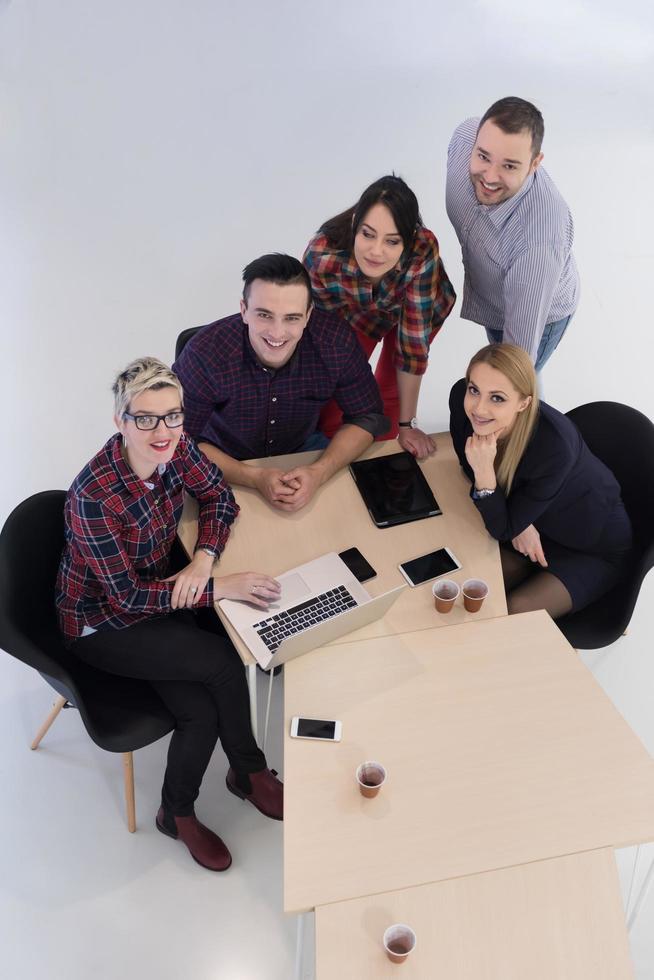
0, 491, 176, 831
556, 402, 654, 649
174, 325, 201, 361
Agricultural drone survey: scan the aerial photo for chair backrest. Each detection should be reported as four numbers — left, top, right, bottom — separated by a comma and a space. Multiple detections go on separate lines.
0, 490, 78, 682
1, 490, 177, 752
174, 326, 201, 361
565, 401, 654, 546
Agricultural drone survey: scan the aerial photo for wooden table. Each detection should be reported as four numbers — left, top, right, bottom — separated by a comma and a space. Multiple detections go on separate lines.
314, 849, 634, 979
178, 433, 508, 667
284, 611, 654, 912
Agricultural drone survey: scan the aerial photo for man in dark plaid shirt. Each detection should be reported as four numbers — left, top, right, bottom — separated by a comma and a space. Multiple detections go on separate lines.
173, 254, 388, 512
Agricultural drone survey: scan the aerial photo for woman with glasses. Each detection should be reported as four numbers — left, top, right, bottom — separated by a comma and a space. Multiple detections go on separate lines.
303, 175, 456, 459
56, 357, 283, 872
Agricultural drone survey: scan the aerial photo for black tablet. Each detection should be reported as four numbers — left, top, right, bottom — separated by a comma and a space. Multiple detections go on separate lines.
349, 452, 442, 528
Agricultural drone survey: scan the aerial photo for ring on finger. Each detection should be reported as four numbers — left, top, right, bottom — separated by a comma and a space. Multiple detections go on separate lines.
190, 586, 198, 594
251, 586, 258, 595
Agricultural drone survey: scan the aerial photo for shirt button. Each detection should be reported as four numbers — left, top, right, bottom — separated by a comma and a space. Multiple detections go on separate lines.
272, 397, 277, 402
269, 439, 274, 444
270, 419, 275, 424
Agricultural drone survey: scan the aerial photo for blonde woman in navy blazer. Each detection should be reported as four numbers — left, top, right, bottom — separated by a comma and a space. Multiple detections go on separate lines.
449, 344, 632, 618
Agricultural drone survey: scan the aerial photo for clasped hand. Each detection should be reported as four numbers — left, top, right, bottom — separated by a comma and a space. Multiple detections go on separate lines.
255, 464, 323, 512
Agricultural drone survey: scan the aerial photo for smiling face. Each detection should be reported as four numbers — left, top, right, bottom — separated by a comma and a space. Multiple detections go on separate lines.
115, 386, 184, 480
469, 120, 543, 206
353, 202, 404, 283
240, 279, 312, 369
464, 362, 531, 437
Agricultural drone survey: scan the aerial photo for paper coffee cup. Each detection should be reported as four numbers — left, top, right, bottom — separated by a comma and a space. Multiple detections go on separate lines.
383, 923, 417, 963
432, 578, 460, 614
462, 578, 489, 613
356, 761, 386, 798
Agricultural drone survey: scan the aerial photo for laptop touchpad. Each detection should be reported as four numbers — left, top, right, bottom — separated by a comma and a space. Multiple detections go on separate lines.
269, 572, 311, 610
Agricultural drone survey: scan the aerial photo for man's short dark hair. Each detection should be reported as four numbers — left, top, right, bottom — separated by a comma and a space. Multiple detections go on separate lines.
242, 253, 312, 309
479, 97, 545, 158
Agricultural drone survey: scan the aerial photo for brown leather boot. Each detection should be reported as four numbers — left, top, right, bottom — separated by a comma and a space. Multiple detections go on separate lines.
156, 808, 232, 871
226, 767, 283, 821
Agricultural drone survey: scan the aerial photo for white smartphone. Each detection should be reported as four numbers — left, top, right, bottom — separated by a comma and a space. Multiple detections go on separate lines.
290, 717, 343, 742
398, 547, 462, 587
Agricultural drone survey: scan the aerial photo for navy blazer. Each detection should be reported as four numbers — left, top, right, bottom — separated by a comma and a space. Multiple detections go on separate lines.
449, 379, 623, 551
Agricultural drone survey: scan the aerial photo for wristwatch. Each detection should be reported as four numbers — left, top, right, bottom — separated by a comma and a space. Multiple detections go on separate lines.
398, 418, 418, 429
196, 546, 217, 559
472, 487, 495, 499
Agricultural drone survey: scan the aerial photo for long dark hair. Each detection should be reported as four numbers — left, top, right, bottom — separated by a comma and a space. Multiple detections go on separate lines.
319, 175, 422, 258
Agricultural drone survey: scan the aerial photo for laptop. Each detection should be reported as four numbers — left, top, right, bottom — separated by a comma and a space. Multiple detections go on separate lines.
218, 552, 405, 670
349, 451, 442, 528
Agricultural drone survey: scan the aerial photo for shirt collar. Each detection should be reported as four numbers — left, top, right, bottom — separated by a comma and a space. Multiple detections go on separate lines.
483, 171, 535, 228
110, 432, 165, 498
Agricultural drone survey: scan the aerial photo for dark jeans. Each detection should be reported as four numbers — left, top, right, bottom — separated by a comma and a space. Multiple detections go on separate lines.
73, 612, 266, 816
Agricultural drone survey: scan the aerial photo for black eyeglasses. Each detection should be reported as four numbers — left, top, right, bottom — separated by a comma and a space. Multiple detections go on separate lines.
123, 411, 185, 431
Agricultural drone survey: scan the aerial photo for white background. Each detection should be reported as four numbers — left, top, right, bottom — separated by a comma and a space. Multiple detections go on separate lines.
1, 1, 653, 978
2, 0, 653, 522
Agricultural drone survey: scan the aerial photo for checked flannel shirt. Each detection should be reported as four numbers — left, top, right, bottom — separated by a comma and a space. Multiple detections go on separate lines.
303, 226, 456, 376
56, 432, 238, 643
173, 310, 387, 460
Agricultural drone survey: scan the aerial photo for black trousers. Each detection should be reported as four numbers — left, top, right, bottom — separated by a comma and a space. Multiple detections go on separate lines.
73, 612, 266, 816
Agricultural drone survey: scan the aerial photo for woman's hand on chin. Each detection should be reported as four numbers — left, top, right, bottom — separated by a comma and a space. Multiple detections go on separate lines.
464, 428, 504, 475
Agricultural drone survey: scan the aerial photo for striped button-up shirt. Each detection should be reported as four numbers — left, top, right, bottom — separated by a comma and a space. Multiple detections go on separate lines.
56, 432, 238, 643
446, 117, 579, 361
303, 227, 456, 376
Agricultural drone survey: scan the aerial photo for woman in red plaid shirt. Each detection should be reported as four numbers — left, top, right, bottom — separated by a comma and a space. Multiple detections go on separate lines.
56, 357, 283, 871
303, 175, 456, 459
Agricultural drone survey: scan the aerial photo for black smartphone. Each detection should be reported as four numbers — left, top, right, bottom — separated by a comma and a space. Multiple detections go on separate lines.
338, 547, 377, 583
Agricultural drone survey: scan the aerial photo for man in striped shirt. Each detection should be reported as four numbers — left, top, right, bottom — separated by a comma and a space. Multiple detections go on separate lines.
446, 97, 579, 369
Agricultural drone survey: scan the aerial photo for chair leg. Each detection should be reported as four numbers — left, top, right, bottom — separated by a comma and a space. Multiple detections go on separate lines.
30, 695, 67, 750
123, 752, 136, 833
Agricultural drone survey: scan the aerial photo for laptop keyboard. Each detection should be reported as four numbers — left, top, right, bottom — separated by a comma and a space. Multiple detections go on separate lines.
253, 585, 358, 653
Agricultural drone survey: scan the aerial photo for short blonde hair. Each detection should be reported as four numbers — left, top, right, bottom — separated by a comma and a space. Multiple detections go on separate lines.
112, 357, 183, 418
466, 344, 539, 494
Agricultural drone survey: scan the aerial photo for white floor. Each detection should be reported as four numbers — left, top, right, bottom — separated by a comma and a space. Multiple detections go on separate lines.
0, 574, 652, 980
